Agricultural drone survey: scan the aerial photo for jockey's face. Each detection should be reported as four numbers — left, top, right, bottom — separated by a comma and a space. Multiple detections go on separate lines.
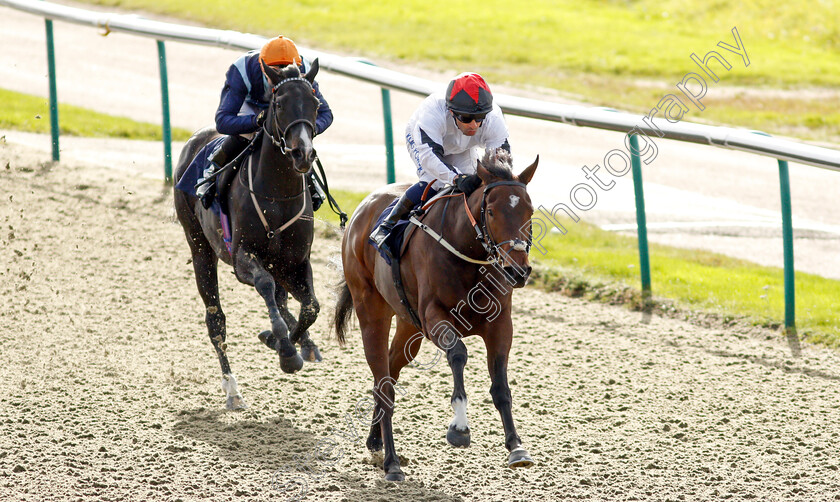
452, 111, 485, 136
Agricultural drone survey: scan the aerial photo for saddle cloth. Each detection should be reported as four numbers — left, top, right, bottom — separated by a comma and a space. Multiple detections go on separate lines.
174, 136, 233, 256
174, 136, 225, 199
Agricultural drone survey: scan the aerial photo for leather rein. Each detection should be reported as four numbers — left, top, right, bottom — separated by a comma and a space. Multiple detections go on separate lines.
408, 180, 532, 265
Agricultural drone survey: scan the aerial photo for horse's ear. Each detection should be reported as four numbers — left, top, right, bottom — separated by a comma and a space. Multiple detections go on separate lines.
476, 160, 492, 184
305, 58, 320, 83
517, 155, 539, 185
264, 64, 282, 86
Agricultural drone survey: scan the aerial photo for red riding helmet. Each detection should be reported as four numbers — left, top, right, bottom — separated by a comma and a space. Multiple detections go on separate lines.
445, 72, 493, 115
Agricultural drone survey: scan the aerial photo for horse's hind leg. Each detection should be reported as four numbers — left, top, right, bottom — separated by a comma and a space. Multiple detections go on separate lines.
237, 253, 303, 374
354, 297, 404, 482
366, 319, 422, 453
283, 260, 322, 362
180, 222, 246, 410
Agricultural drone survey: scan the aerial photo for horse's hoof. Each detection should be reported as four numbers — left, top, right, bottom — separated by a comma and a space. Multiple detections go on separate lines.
508, 447, 534, 468
384, 469, 405, 482
446, 425, 471, 448
226, 395, 248, 411
280, 353, 304, 373
300, 343, 322, 363
258, 330, 276, 349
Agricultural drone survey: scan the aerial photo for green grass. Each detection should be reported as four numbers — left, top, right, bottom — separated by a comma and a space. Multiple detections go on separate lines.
7, 1, 840, 140
81, 0, 840, 85
73, 0, 840, 141
529, 217, 840, 346
0, 88, 192, 141
316, 195, 840, 347
314, 189, 369, 229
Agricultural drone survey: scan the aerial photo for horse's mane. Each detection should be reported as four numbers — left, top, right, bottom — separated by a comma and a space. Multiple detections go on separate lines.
479, 148, 514, 180
280, 64, 302, 79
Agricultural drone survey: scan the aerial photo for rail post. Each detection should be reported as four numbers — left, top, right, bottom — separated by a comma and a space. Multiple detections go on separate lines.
777, 159, 796, 334
359, 60, 396, 183
380, 87, 396, 183
628, 133, 652, 298
44, 16, 60, 161
156, 40, 173, 182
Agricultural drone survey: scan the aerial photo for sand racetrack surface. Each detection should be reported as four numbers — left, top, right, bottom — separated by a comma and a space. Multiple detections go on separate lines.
3, 142, 840, 501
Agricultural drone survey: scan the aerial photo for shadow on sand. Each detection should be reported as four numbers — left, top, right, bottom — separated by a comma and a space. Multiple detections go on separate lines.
173, 407, 462, 501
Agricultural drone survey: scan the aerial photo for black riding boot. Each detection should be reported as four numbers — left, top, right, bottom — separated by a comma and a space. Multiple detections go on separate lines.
196, 135, 248, 209
369, 191, 415, 251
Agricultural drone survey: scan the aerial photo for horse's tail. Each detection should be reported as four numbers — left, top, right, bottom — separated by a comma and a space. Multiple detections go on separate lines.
333, 279, 354, 347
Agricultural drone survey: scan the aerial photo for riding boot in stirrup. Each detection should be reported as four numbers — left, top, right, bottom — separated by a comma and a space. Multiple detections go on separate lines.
197, 145, 231, 209
197, 135, 247, 209
369, 192, 414, 252
196, 160, 221, 209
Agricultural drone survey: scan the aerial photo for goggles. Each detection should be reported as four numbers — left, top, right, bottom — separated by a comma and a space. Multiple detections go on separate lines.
453, 112, 487, 124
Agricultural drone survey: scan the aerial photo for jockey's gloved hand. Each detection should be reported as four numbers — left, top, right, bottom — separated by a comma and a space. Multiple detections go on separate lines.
255, 110, 267, 127
453, 174, 482, 195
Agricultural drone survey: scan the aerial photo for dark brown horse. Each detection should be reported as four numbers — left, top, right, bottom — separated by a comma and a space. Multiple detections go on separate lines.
174, 62, 323, 410
335, 150, 539, 481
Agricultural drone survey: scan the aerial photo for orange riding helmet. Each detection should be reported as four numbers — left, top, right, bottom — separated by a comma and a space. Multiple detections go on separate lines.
259, 36, 302, 70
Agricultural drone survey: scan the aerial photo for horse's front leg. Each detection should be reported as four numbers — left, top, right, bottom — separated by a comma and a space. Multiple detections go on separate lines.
283, 259, 322, 362
482, 326, 534, 469
177, 204, 246, 411
258, 286, 307, 357
237, 252, 303, 374
446, 339, 471, 447
422, 307, 472, 447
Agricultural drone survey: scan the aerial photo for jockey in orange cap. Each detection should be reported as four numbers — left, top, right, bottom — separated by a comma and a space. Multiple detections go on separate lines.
197, 35, 333, 209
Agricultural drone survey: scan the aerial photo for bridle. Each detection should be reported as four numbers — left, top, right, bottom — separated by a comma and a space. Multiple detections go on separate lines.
476, 181, 532, 262
245, 75, 319, 239
262, 76, 318, 159
409, 180, 532, 265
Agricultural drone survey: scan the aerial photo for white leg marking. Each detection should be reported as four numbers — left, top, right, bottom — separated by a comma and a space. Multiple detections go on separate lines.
221, 373, 240, 397
221, 373, 247, 409
450, 397, 470, 431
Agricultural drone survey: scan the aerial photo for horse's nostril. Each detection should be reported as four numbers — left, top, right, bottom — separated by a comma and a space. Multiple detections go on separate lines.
502, 265, 532, 288
503, 266, 531, 279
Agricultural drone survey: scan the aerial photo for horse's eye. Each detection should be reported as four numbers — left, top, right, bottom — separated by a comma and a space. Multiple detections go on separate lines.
487, 208, 494, 217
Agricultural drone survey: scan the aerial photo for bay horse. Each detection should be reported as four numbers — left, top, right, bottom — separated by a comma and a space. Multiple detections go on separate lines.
173, 62, 323, 410
335, 150, 539, 481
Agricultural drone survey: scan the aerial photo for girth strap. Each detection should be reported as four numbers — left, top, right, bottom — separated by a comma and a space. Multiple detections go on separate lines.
390, 253, 423, 330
